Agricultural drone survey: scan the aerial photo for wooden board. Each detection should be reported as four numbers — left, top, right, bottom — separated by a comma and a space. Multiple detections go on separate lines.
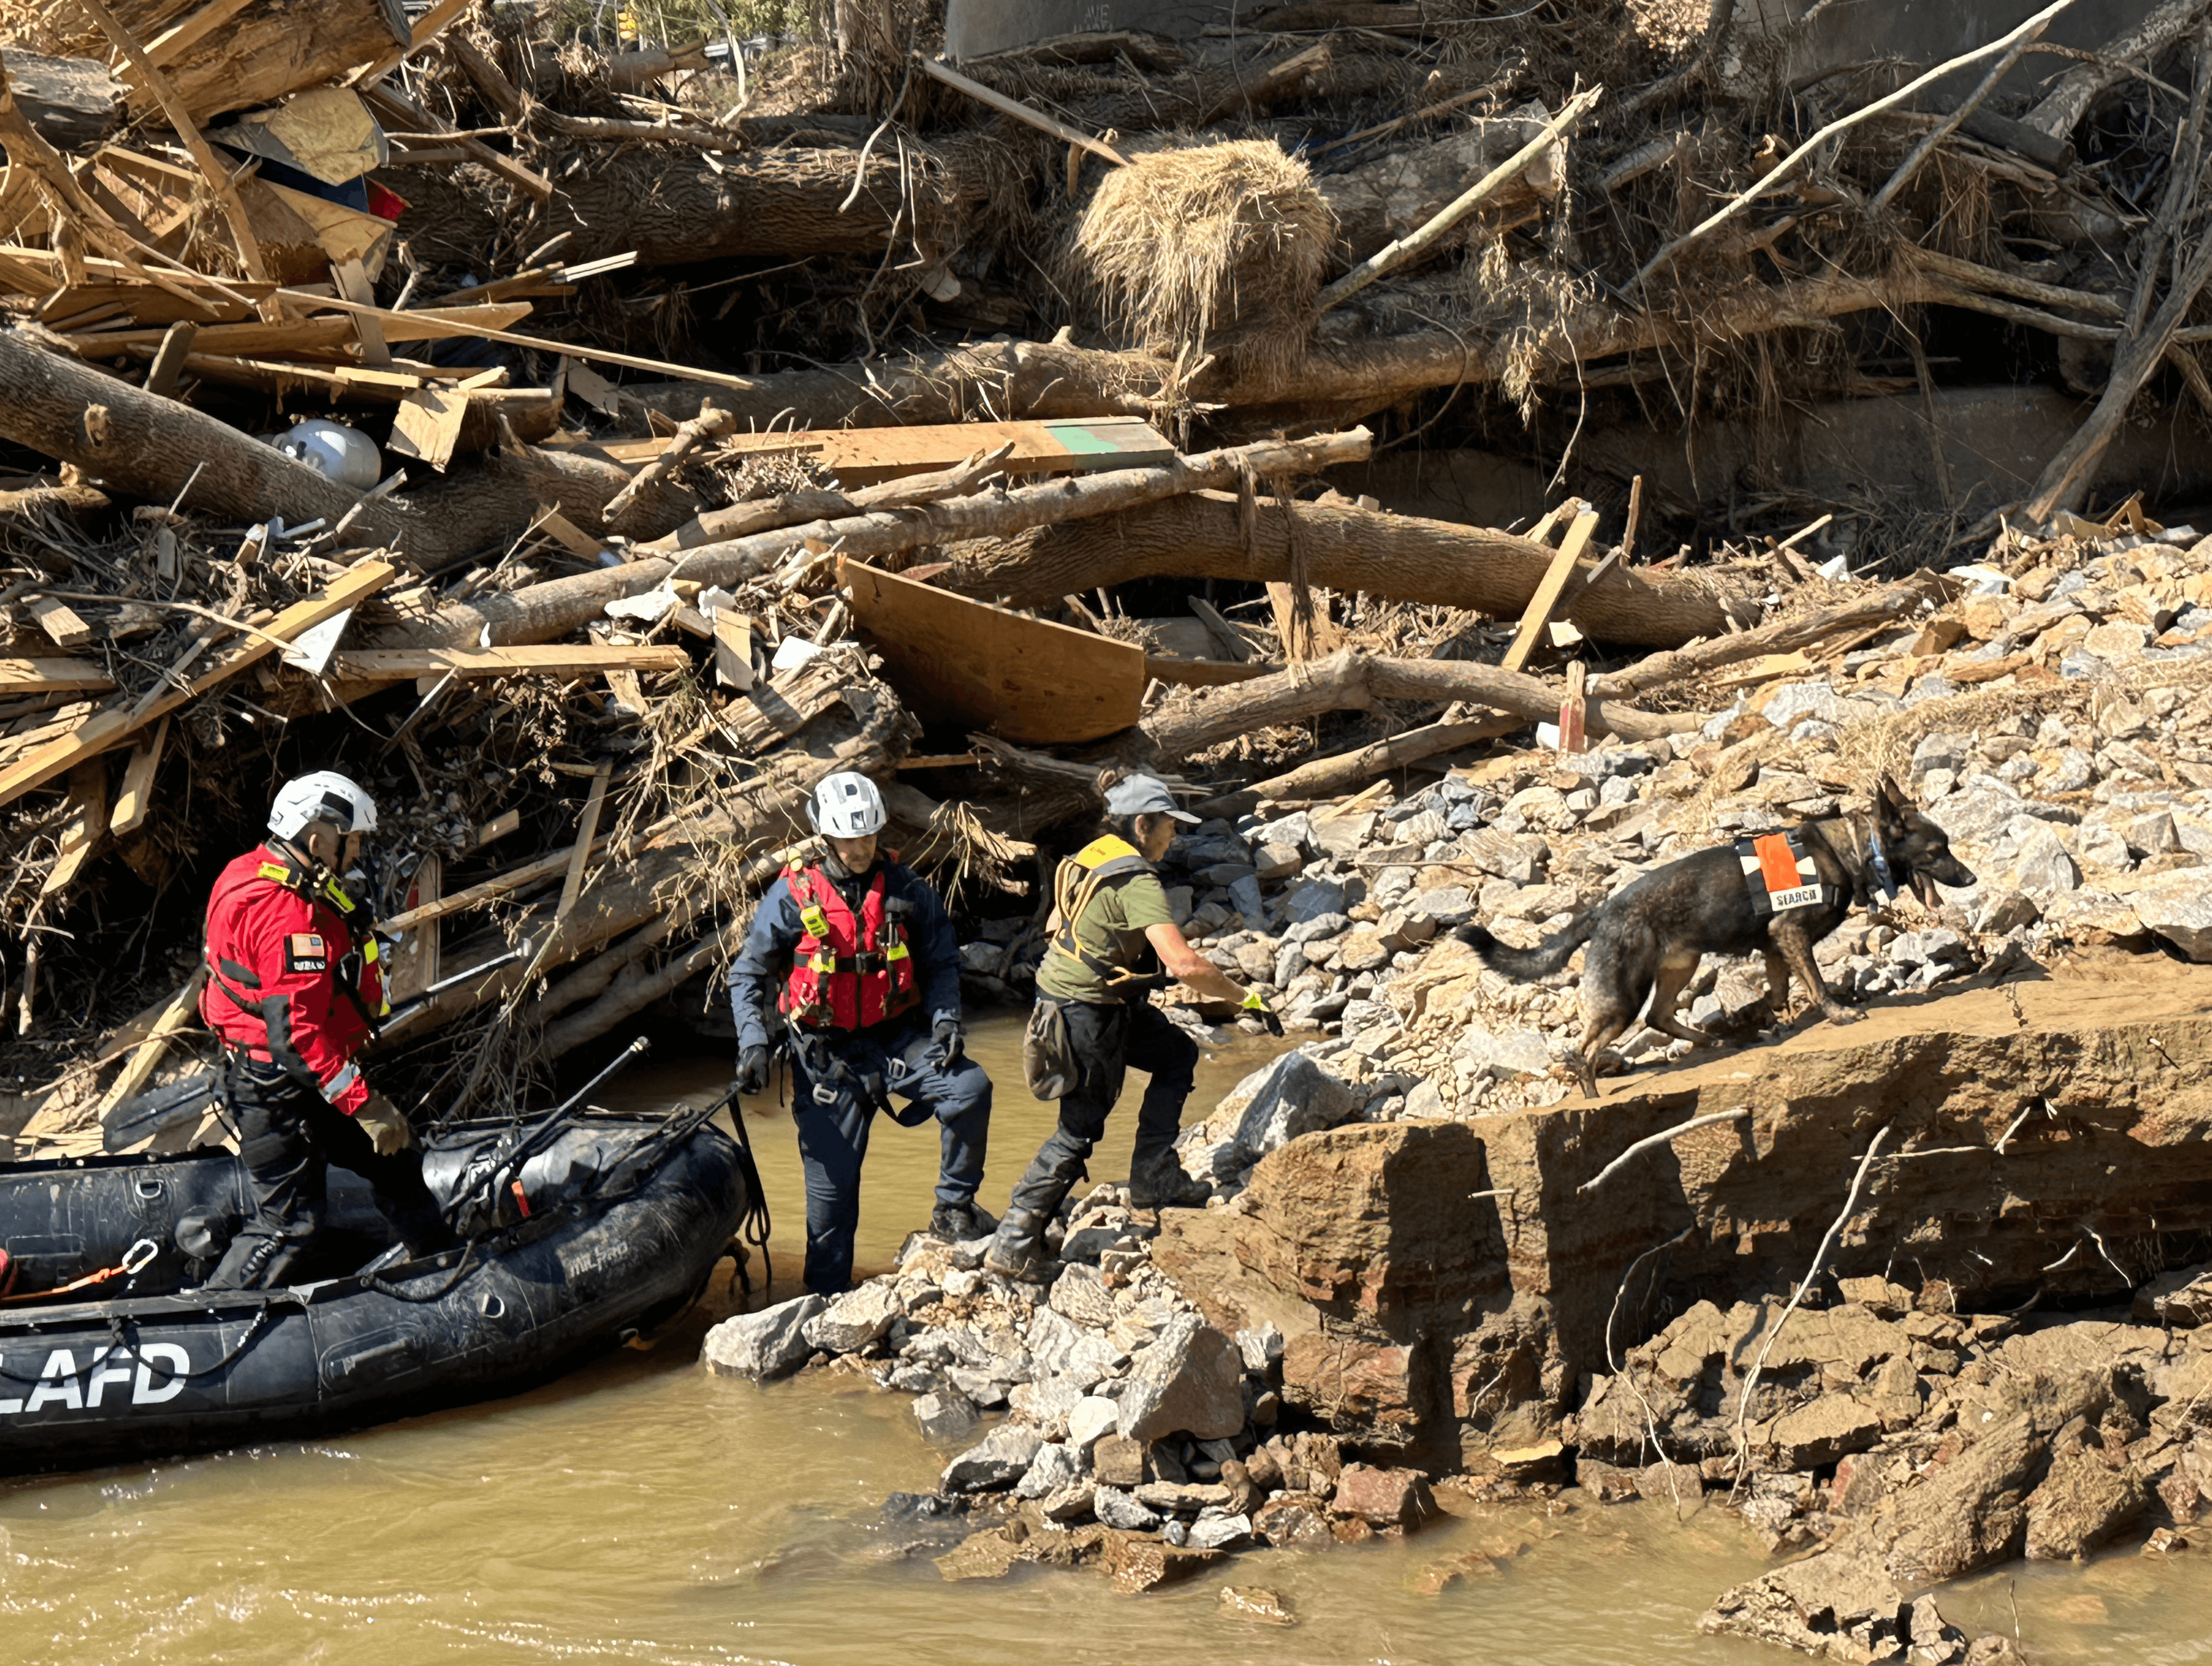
1145, 655, 1278, 688
324, 645, 690, 680
1501, 508, 1600, 675
603, 416, 1173, 488
0, 658, 119, 693
843, 560, 1144, 744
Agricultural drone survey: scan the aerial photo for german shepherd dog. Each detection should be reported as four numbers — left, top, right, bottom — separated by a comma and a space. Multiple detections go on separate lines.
1454, 775, 1977, 1097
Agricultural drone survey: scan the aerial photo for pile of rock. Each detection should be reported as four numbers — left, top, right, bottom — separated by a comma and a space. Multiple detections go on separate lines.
701, 1190, 1446, 1588
938, 513, 2212, 1135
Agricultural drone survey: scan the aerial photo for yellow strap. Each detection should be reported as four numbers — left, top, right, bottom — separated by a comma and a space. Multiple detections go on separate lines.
256, 861, 292, 883
1072, 834, 1141, 870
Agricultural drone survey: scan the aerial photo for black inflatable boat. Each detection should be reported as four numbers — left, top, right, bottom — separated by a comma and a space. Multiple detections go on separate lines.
0, 1079, 756, 1474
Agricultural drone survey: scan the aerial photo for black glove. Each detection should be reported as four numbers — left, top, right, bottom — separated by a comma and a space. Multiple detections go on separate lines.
1240, 989, 1285, 1037
735, 1044, 770, 1096
932, 1011, 964, 1066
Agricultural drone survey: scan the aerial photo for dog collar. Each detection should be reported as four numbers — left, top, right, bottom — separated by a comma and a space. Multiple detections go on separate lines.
1867, 826, 1899, 903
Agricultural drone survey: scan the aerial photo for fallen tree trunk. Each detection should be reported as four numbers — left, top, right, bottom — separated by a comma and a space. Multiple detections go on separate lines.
0, 330, 690, 566
1231, 713, 1526, 804
500, 134, 1009, 266
1139, 647, 1700, 760
379, 430, 1373, 648
947, 490, 1759, 649
2, 50, 124, 151
542, 919, 740, 1056
600, 266, 1960, 431
635, 441, 1013, 553
1589, 574, 1944, 699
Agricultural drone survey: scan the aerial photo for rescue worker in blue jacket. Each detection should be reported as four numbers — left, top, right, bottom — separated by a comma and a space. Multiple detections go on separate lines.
727, 771, 993, 1293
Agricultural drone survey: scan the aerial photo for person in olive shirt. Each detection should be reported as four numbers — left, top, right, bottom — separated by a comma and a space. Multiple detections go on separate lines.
985, 773, 1281, 1280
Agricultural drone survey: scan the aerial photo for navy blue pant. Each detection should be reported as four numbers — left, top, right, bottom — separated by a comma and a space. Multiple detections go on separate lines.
788, 1017, 992, 1294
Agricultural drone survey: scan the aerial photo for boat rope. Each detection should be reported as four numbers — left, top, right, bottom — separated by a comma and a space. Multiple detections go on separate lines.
0, 1239, 160, 1307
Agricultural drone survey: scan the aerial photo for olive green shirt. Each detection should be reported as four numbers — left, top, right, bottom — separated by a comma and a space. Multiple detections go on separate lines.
1037, 866, 1174, 1004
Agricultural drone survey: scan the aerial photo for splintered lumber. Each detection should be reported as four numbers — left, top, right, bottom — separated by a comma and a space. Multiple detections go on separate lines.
844, 560, 1144, 744
946, 489, 1754, 650
104, 0, 407, 123
555, 764, 613, 925
39, 760, 108, 894
1500, 507, 1600, 674
26, 597, 94, 650
639, 443, 1015, 554
1138, 648, 1698, 764
380, 430, 1373, 650
712, 611, 754, 690
108, 713, 168, 835
321, 645, 691, 682
0, 561, 395, 812
0, 658, 118, 694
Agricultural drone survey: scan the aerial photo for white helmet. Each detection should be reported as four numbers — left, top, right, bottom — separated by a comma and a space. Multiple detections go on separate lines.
806, 771, 886, 838
269, 771, 378, 840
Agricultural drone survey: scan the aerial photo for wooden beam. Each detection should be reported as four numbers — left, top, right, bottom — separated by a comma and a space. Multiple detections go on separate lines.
1500, 507, 1599, 675
41, 758, 108, 893
323, 644, 690, 680
556, 763, 612, 924
108, 712, 168, 835
0, 562, 395, 812
0, 658, 118, 693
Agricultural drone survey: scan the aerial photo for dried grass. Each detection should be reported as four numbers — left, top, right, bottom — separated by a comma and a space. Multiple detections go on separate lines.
1064, 138, 1334, 382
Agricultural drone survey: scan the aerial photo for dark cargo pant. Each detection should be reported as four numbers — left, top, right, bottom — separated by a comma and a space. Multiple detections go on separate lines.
205, 1058, 454, 1289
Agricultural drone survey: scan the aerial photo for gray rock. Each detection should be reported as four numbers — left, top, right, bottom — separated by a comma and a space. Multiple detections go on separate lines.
2129, 810, 2182, 857
1015, 1441, 1086, 1500
802, 1279, 903, 1355
1230, 873, 1267, 924
2043, 748, 2096, 793
1069, 1395, 1121, 1452
1253, 842, 1303, 881
1972, 890, 2041, 936
1048, 1263, 1118, 1330
1212, 1048, 1362, 1169
1459, 830, 1549, 885
1117, 1314, 1247, 1443
1188, 1512, 1253, 1551
1928, 780, 2025, 845
1026, 1306, 1129, 1392
1283, 880, 1348, 924
1458, 1024, 1554, 1079
1283, 912, 1350, 946
2010, 823, 2079, 901
702, 1293, 827, 1379
1094, 1483, 1163, 1531
2129, 867, 2212, 960
1410, 885, 1475, 925
1910, 731, 1972, 782
1007, 1374, 1087, 1438
942, 1423, 1045, 1492
913, 1389, 981, 1443
1237, 1322, 1286, 1374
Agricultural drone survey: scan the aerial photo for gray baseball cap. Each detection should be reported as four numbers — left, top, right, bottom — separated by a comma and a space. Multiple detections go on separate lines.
1105, 773, 1200, 824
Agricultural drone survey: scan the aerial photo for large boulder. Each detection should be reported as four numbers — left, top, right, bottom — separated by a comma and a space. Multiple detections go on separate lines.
942, 1422, 1045, 1492
1117, 1313, 1246, 1443
2129, 867, 2212, 960
2024, 1447, 2146, 1560
702, 1294, 826, 1380
1202, 1048, 1363, 1174
1700, 1552, 1970, 1665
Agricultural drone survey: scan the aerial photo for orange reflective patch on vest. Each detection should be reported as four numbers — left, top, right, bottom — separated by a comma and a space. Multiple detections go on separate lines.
1735, 831, 1825, 915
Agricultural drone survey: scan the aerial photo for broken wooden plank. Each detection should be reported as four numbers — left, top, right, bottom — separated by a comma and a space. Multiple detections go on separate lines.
41, 759, 108, 894
1143, 655, 1279, 688
323, 644, 690, 681
555, 762, 612, 924
713, 610, 755, 690
843, 558, 1144, 744
144, 318, 197, 396
108, 712, 168, 835
0, 561, 395, 812
1500, 507, 1600, 675
1187, 595, 1255, 663
0, 658, 119, 693
474, 808, 521, 847
1557, 659, 1587, 756
27, 596, 94, 649
89, 967, 204, 1122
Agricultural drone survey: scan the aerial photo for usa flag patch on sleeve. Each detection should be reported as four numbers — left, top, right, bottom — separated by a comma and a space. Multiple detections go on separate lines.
285, 932, 328, 973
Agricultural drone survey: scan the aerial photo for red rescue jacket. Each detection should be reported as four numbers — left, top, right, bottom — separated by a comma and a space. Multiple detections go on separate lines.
200, 844, 386, 1113
778, 861, 919, 1030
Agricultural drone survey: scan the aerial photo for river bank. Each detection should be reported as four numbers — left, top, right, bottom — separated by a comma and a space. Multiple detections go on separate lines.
0, 1034, 2207, 1665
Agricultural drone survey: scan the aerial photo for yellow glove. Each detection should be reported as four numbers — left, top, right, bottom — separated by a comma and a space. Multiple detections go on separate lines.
1240, 988, 1284, 1037
356, 1092, 413, 1157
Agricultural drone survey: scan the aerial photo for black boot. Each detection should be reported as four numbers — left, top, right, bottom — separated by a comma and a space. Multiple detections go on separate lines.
929, 1200, 999, 1242
1129, 1145, 1211, 1210
984, 1140, 1088, 1281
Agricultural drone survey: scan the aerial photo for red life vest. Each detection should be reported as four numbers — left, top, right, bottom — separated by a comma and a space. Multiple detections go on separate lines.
777, 861, 919, 1030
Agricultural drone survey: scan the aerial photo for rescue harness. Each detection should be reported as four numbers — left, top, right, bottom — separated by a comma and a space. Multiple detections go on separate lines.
1040, 835, 1173, 999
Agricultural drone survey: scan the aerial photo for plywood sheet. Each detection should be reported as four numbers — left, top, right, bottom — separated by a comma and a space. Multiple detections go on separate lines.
842, 560, 1143, 744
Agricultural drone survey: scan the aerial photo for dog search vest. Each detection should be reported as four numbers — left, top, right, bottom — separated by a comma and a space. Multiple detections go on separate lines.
1733, 830, 1830, 916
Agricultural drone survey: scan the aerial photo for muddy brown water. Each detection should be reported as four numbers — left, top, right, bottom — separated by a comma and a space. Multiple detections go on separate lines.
3, 1016, 2210, 1663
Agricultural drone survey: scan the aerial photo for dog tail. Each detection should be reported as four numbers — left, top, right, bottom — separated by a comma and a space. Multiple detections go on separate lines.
1452, 914, 1597, 982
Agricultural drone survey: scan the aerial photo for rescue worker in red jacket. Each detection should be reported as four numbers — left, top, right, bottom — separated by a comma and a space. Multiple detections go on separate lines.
726, 772, 993, 1293
199, 771, 455, 1289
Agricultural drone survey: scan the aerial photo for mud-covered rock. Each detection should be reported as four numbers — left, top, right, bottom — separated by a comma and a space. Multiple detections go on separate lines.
803, 1280, 902, 1354
1699, 1552, 1970, 1665
1332, 1462, 1436, 1527
2024, 1447, 2146, 1560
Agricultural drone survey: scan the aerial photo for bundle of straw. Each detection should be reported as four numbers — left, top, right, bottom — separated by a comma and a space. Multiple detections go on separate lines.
1066, 138, 1335, 380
